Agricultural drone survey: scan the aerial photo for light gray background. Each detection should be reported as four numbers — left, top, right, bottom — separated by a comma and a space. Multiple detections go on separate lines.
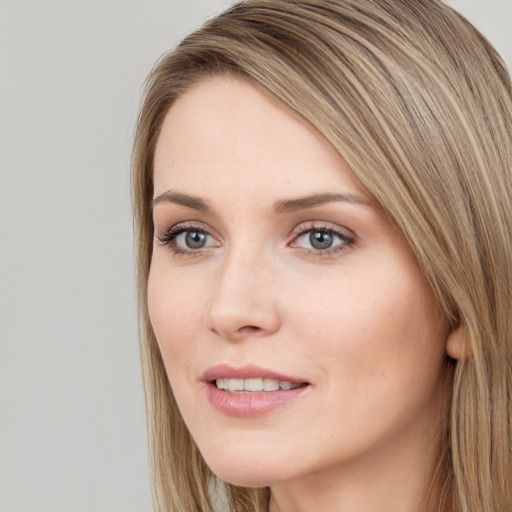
0, 1, 510, 511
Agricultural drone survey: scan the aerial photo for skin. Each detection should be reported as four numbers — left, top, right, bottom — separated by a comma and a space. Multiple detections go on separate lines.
148, 75, 455, 512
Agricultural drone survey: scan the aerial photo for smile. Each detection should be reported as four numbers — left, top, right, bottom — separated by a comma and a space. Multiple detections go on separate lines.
203, 365, 311, 416
215, 378, 304, 393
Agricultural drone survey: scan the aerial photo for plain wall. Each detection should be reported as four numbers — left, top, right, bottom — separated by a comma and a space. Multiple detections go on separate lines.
0, 1, 510, 511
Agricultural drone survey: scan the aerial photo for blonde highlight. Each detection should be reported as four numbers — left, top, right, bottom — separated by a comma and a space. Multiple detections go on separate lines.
132, 1, 512, 510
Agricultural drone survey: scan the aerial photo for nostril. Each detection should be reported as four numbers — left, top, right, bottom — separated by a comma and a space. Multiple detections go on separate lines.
238, 325, 262, 334
209, 325, 260, 336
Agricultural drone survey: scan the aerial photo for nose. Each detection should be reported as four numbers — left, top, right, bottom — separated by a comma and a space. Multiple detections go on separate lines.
206, 248, 281, 342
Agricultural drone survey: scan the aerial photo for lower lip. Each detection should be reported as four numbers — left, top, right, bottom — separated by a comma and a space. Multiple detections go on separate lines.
205, 382, 309, 417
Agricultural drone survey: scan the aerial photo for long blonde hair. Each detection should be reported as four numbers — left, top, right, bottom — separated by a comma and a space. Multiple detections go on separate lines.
132, 1, 512, 510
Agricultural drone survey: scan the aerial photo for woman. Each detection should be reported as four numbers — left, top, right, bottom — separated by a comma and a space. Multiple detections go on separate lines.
132, 1, 512, 511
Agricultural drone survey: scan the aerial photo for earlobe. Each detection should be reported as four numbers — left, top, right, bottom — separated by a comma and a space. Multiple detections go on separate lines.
446, 326, 469, 360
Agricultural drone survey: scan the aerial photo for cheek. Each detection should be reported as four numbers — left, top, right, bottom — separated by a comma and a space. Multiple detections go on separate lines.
284, 262, 447, 385
147, 257, 205, 374
278, 266, 449, 461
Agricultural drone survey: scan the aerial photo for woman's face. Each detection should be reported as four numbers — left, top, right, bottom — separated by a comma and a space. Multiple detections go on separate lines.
149, 76, 451, 489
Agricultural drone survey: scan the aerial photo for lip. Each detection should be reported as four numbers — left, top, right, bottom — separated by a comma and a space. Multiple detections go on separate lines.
202, 364, 307, 384
202, 364, 310, 417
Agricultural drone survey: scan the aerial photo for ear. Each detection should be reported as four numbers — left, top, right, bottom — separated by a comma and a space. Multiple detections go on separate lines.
446, 325, 469, 360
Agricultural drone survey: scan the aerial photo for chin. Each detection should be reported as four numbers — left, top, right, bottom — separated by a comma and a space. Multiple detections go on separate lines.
214, 471, 272, 488
201, 449, 290, 488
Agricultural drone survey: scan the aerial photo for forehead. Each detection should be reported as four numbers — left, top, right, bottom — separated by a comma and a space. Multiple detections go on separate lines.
153, 75, 366, 203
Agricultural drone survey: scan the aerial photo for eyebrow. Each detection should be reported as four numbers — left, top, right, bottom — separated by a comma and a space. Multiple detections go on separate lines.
152, 191, 211, 212
151, 190, 371, 214
273, 193, 371, 214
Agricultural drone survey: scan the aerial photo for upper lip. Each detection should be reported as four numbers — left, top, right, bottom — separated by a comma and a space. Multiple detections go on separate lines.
202, 364, 309, 384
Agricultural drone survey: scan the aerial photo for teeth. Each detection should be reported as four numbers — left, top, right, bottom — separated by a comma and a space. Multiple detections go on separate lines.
244, 378, 264, 391
263, 379, 279, 391
215, 378, 301, 392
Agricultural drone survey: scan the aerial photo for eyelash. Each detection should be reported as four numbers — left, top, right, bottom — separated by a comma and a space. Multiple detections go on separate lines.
157, 222, 213, 258
157, 222, 355, 257
291, 222, 355, 257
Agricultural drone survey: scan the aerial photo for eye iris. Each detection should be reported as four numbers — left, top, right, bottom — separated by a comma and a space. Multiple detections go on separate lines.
185, 231, 206, 249
310, 231, 333, 250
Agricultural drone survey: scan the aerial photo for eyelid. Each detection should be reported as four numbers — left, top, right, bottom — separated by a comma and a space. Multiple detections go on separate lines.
290, 221, 354, 240
289, 221, 355, 254
157, 221, 221, 256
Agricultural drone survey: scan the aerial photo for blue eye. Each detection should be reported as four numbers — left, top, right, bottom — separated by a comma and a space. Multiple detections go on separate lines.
306, 230, 336, 250
293, 227, 353, 253
158, 225, 219, 254
175, 230, 210, 249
